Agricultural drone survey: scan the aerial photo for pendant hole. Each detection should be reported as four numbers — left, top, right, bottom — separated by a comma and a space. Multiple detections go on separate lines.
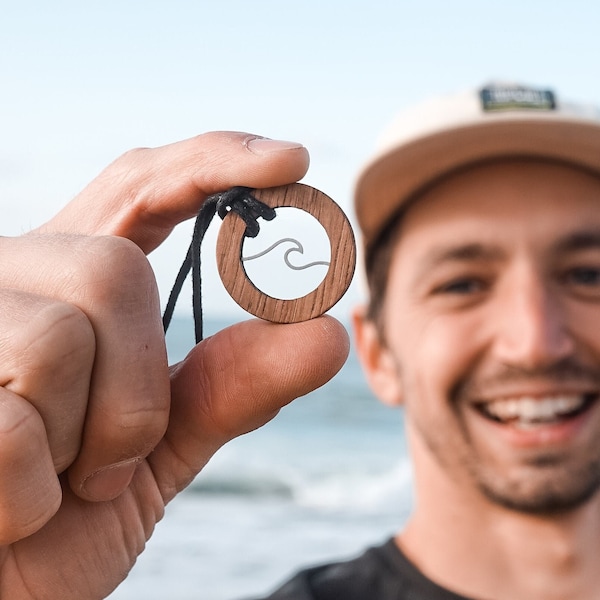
241, 207, 331, 300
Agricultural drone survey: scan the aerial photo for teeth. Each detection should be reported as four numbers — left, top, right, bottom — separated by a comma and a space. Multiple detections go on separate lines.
483, 395, 587, 424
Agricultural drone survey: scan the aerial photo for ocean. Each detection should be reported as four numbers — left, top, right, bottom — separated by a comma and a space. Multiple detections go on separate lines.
107, 315, 414, 600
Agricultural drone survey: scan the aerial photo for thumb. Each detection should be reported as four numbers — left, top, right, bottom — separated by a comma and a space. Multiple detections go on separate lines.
149, 316, 349, 502
35, 132, 310, 254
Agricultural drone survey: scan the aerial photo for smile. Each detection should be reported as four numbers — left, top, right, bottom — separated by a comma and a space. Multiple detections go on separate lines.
478, 394, 596, 429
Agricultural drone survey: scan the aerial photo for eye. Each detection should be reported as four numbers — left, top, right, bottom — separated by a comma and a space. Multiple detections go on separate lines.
564, 266, 600, 288
434, 277, 486, 295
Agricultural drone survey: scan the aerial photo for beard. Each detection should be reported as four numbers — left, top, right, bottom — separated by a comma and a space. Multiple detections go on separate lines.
415, 357, 600, 515
471, 449, 600, 515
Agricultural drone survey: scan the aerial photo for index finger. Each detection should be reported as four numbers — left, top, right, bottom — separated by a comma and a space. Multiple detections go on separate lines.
35, 132, 310, 253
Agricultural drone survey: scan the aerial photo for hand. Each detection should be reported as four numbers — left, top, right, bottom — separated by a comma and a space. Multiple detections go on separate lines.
0, 132, 350, 599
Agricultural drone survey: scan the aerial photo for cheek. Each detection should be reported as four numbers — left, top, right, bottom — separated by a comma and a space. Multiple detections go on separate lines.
389, 308, 488, 406
566, 302, 600, 355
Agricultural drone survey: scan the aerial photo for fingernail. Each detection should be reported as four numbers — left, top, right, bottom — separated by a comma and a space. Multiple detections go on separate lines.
245, 137, 305, 155
81, 458, 140, 501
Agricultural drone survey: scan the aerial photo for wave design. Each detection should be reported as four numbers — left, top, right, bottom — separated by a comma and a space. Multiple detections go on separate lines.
242, 237, 330, 271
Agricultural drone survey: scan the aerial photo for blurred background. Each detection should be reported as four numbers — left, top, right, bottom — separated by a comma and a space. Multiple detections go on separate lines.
2, 1, 600, 598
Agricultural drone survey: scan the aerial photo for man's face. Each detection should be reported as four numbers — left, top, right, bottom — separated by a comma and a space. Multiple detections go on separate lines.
361, 159, 600, 513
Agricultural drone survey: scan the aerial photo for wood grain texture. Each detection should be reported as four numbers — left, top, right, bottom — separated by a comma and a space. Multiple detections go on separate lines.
216, 183, 356, 323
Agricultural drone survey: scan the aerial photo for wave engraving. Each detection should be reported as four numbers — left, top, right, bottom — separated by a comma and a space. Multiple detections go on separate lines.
242, 238, 330, 271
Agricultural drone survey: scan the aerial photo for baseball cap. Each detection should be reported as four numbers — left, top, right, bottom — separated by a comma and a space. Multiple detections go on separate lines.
354, 83, 600, 251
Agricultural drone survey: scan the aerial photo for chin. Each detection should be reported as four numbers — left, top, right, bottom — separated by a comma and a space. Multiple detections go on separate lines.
475, 460, 600, 515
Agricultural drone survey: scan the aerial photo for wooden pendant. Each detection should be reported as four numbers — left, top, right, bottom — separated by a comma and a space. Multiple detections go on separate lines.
216, 183, 356, 323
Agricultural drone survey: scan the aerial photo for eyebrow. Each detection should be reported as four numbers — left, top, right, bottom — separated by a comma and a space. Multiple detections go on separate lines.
553, 230, 600, 254
411, 230, 600, 285
409, 242, 505, 288
417, 242, 505, 272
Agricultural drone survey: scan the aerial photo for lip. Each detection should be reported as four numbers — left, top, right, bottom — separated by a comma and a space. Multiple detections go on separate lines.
471, 381, 600, 402
469, 392, 600, 449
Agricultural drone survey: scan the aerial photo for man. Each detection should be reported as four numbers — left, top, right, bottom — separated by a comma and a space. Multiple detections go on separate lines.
259, 84, 600, 599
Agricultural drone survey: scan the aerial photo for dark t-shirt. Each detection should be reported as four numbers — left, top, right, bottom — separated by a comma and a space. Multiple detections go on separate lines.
252, 538, 475, 600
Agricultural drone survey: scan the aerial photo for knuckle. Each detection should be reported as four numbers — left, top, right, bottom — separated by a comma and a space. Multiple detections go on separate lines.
119, 404, 170, 450
80, 233, 148, 270
7, 300, 95, 382
94, 402, 170, 461
193, 130, 236, 145
120, 145, 150, 159
72, 235, 158, 307
0, 390, 39, 436
110, 146, 151, 171
100, 147, 153, 191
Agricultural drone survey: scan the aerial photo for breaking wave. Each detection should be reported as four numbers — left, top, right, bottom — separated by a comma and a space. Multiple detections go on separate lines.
187, 458, 413, 514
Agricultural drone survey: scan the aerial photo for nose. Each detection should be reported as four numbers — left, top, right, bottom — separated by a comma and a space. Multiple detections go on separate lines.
492, 269, 575, 369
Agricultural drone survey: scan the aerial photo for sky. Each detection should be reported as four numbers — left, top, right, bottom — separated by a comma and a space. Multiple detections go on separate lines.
2, 0, 600, 320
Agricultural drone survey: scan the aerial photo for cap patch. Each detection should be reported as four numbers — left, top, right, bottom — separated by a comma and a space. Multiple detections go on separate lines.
480, 85, 556, 112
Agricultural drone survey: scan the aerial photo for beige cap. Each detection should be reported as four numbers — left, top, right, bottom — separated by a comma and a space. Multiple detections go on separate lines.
354, 83, 600, 251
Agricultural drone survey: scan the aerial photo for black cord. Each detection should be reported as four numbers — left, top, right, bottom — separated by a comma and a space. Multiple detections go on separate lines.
162, 187, 276, 343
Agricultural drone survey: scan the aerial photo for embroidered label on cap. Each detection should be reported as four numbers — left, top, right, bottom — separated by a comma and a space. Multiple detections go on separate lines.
480, 85, 556, 112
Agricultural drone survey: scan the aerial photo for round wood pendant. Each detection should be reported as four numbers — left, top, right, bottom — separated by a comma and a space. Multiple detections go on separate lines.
216, 183, 356, 323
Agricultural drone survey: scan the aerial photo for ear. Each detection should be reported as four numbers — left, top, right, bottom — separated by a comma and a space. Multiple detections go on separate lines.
352, 305, 403, 407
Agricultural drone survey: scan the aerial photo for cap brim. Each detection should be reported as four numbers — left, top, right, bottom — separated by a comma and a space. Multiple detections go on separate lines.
355, 115, 600, 250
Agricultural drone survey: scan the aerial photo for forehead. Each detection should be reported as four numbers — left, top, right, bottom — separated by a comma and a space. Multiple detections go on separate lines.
394, 159, 600, 257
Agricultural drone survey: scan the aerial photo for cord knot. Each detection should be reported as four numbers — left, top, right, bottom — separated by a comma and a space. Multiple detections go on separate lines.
215, 186, 276, 238
162, 186, 277, 342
